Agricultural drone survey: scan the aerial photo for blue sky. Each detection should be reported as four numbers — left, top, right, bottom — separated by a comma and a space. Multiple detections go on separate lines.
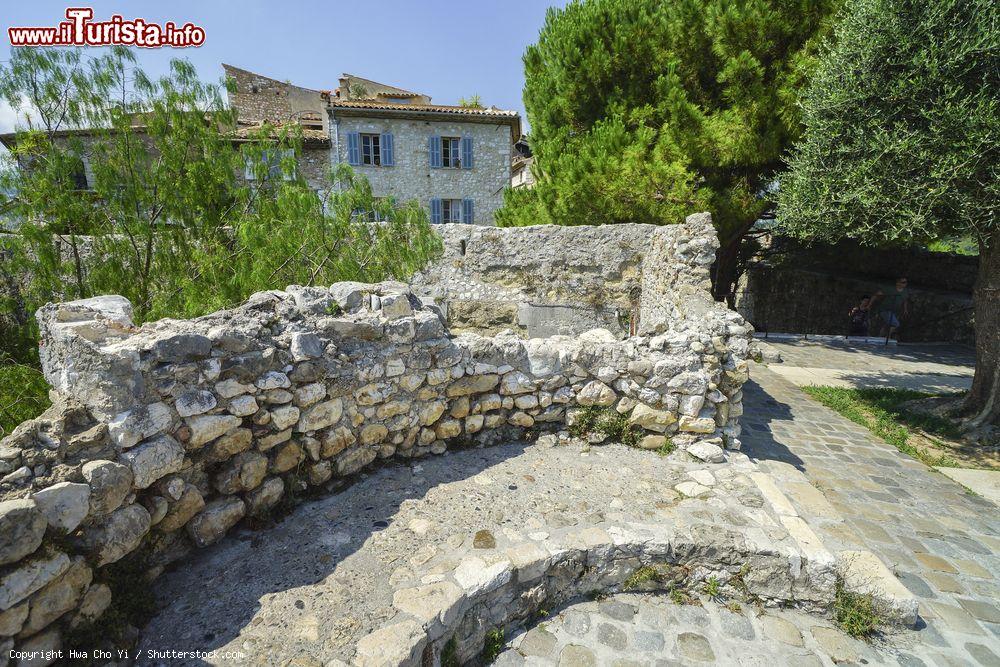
0, 0, 566, 133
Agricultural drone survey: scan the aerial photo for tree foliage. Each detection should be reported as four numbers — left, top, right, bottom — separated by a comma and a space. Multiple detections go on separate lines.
0, 47, 441, 365
497, 0, 836, 297
777, 0, 998, 246
777, 0, 999, 424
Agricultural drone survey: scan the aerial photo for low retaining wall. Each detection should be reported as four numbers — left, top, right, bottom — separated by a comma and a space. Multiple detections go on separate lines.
0, 214, 753, 659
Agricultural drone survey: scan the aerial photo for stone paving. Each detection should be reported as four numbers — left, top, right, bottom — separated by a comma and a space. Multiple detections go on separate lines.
760, 339, 975, 393
498, 592, 888, 666
138, 433, 834, 666
741, 366, 1000, 665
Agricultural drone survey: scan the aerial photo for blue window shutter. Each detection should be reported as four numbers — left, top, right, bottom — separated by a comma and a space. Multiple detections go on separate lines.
462, 199, 474, 224
461, 136, 473, 169
347, 132, 360, 165
430, 198, 442, 224
429, 135, 442, 168
380, 133, 394, 166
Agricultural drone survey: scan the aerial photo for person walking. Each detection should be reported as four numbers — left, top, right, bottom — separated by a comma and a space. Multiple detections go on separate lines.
871, 277, 909, 338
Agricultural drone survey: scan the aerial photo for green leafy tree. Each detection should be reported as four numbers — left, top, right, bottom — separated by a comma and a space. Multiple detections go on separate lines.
778, 0, 999, 425
498, 0, 836, 300
0, 47, 441, 359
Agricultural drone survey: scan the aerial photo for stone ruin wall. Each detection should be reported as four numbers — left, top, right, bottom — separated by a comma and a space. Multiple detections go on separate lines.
0, 214, 754, 659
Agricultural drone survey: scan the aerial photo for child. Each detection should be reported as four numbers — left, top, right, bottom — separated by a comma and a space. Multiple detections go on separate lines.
848, 296, 871, 336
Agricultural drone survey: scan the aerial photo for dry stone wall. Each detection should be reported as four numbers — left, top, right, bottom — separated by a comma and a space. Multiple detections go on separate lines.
0, 213, 753, 659
410, 213, 731, 341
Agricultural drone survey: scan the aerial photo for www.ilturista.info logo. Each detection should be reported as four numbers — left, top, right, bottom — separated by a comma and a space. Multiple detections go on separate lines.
8, 8, 206, 48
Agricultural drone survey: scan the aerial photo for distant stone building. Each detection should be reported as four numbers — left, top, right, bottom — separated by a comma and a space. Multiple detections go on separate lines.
224, 65, 522, 225
511, 136, 535, 189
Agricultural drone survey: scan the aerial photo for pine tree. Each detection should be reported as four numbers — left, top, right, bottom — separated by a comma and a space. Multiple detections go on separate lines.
498, 0, 836, 300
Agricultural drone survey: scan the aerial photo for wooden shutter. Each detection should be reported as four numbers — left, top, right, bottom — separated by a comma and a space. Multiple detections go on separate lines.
380, 133, 394, 166
347, 132, 361, 165
462, 199, 474, 224
430, 198, 442, 224
461, 136, 473, 169
429, 135, 442, 168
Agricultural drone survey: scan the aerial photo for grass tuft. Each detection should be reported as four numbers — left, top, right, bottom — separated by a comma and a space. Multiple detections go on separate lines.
441, 636, 459, 667
569, 406, 641, 447
481, 628, 505, 664
834, 581, 887, 639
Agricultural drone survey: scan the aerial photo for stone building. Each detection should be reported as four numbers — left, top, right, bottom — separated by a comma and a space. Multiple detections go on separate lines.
225, 65, 521, 225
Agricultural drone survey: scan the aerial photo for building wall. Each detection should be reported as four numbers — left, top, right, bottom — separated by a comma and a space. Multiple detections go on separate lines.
223, 64, 327, 129
329, 114, 512, 226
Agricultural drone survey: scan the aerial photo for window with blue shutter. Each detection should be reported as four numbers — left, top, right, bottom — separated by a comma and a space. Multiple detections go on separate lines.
380, 132, 394, 166
462, 199, 474, 224
430, 198, 442, 224
461, 136, 473, 169
346, 132, 361, 165
429, 136, 442, 168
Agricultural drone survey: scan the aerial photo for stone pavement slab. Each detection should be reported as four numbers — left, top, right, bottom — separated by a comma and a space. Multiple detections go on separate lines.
935, 467, 1000, 506
759, 339, 975, 394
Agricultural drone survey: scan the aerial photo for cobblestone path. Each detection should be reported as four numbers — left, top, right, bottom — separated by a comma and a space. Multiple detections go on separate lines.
742, 366, 1000, 665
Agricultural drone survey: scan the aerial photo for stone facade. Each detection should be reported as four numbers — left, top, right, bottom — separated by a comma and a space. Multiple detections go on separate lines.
222, 64, 520, 225
0, 215, 754, 657
329, 112, 514, 225
222, 64, 329, 131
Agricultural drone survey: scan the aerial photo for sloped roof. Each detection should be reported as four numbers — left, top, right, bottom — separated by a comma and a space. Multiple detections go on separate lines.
329, 99, 519, 119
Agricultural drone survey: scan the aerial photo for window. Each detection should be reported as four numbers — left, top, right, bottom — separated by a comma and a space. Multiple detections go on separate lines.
71, 158, 89, 190
347, 132, 393, 167
430, 198, 473, 224
245, 148, 294, 181
441, 137, 460, 168
429, 136, 472, 169
441, 198, 461, 223
352, 197, 390, 222
361, 134, 381, 166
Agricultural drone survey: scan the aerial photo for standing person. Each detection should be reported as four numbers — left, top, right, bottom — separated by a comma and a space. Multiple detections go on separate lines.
871, 277, 909, 337
848, 296, 872, 336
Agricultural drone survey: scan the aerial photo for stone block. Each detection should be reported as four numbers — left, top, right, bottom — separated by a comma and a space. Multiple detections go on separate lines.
31, 483, 90, 533
0, 500, 47, 567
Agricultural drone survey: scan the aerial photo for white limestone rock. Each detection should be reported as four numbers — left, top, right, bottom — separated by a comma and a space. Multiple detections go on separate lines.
31, 483, 91, 533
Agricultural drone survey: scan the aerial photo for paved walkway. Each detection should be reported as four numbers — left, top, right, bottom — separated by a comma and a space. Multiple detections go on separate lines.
498, 592, 885, 666
741, 366, 999, 665
760, 339, 975, 394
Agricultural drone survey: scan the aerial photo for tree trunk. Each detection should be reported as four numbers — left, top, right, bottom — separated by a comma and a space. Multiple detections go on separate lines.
712, 221, 754, 306
964, 229, 1000, 426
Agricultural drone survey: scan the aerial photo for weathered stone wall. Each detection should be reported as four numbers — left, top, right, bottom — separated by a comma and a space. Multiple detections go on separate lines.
0, 215, 752, 657
411, 213, 739, 345
223, 64, 328, 129
330, 115, 512, 226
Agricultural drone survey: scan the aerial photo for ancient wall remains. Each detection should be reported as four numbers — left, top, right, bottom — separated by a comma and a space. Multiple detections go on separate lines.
0, 215, 753, 657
